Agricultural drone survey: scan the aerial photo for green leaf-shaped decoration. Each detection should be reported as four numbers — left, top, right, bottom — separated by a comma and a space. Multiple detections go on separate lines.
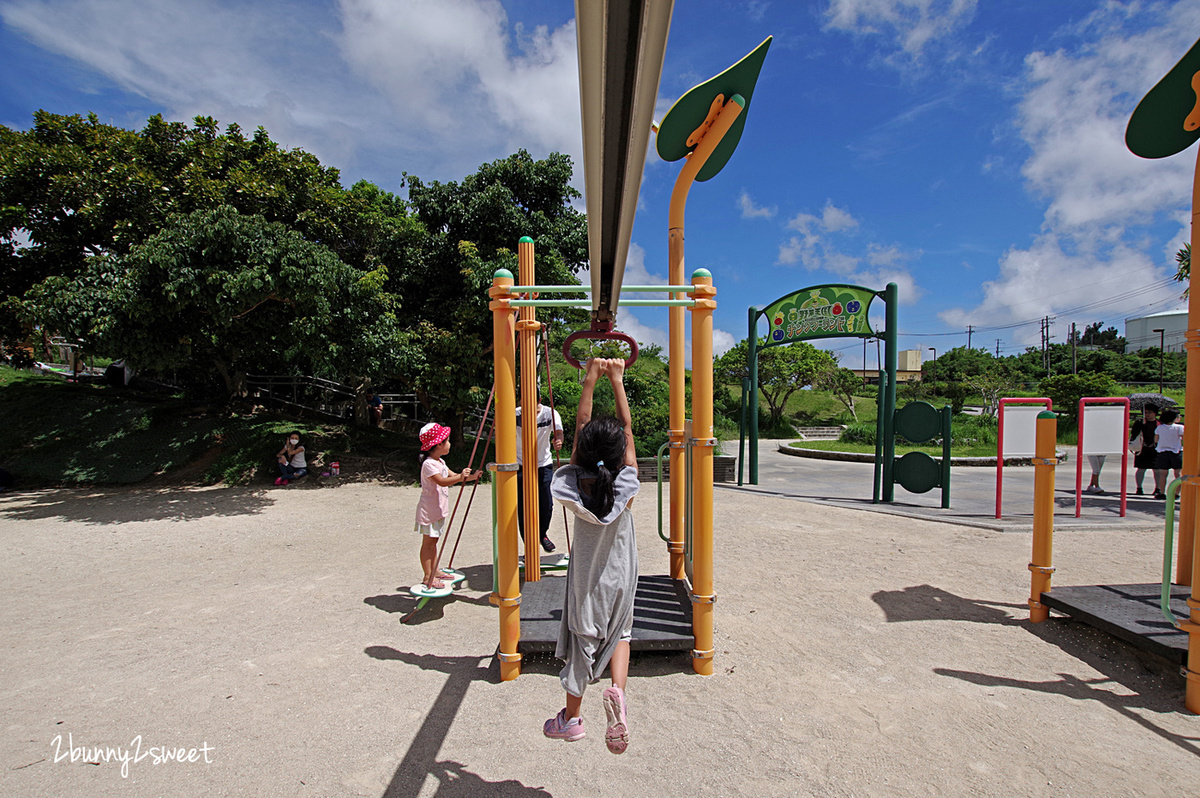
1126, 35, 1200, 159
656, 36, 771, 181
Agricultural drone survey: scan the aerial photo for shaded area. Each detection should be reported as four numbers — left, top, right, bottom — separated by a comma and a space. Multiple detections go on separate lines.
363, 564, 495, 626
365, 648, 552, 798
517, 573, 694, 652
0, 485, 273, 525
873, 584, 1196, 756
872, 584, 1026, 626
1041, 583, 1190, 664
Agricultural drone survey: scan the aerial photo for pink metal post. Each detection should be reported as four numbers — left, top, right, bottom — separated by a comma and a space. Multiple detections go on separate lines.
997, 398, 1053, 519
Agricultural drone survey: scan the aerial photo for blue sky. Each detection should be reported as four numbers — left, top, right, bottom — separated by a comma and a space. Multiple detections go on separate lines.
2, 0, 1198, 368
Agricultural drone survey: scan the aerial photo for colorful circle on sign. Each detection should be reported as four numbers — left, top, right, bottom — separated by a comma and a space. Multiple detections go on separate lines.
831, 303, 842, 315
772, 329, 784, 341
773, 313, 783, 325
847, 300, 860, 313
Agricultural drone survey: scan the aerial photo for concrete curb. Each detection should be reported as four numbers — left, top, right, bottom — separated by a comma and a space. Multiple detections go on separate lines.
777, 442, 1068, 468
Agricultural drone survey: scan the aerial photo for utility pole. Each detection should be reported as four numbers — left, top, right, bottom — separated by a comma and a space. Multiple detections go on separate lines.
1071, 321, 1077, 374
967, 324, 974, 349
995, 339, 1001, 357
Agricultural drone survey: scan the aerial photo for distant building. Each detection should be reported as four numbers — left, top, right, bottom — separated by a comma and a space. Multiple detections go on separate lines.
850, 348, 925, 384
1125, 310, 1187, 353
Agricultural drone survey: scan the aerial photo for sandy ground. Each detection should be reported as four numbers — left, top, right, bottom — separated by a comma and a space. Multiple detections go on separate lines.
0, 478, 1196, 798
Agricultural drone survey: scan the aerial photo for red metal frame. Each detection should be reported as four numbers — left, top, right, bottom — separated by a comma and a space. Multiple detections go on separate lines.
1074, 397, 1131, 518
996, 397, 1053, 519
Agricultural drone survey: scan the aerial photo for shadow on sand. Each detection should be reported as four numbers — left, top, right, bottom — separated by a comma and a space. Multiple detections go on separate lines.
0, 485, 274, 525
365, 647, 552, 797
873, 583, 1199, 757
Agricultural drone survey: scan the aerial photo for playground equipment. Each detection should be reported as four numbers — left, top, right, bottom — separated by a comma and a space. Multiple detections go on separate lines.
1073, 398, 1130, 518
485, 25, 771, 680
1124, 32, 1200, 712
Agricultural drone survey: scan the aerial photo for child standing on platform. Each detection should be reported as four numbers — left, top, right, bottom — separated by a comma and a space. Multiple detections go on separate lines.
543, 358, 639, 755
415, 423, 477, 588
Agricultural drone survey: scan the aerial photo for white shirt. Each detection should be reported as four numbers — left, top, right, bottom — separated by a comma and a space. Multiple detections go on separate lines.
1156, 423, 1184, 454
515, 404, 563, 468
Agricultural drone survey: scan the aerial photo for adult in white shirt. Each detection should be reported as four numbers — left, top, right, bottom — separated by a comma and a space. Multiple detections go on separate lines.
516, 395, 564, 552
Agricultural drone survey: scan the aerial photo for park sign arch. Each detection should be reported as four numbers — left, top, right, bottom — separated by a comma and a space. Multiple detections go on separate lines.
741, 283, 903, 502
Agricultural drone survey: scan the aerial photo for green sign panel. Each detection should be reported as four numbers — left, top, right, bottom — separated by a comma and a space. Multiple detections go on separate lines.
760, 284, 877, 347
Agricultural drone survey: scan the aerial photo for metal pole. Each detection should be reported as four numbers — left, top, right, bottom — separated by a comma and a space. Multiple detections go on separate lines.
517, 238, 541, 582
748, 307, 760, 485
689, 269, 717, 677
1154, 328, 1165, 393
489, 267, 521, 681
882, 283, 899, 502
1028, 410, 1058, 623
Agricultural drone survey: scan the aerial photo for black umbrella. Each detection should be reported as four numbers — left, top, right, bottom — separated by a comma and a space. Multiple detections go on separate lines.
1128, 392, 1177, 411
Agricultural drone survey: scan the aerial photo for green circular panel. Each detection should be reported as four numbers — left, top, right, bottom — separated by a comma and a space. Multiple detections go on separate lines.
895, 452, 940, 494
895, 401, 940, 443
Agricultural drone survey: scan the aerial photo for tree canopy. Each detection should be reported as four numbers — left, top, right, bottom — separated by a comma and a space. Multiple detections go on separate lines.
2, 111, 589, 436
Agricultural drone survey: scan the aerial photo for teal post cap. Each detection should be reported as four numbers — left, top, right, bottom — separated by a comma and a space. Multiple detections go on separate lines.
1037, 410, 1057, 420
493, 268, 514, 280
518, 236, 534, 244
692, 268, 712, 279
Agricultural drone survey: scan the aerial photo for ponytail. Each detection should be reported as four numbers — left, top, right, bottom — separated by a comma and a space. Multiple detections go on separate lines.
585, 460, 616, 518
575, 415, 627, 520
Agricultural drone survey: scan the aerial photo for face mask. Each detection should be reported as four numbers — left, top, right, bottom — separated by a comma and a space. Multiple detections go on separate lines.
290, 439, 299, 445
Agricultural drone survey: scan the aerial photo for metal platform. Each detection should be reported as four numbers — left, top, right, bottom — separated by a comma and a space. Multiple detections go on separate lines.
1040, 583, 1191, 664
516, 573, 694, 653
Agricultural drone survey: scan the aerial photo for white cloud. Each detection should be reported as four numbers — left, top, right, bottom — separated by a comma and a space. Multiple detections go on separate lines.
941, 3, 1200, 344
738, 190, 776, 219
0, 0, 582, 184
823, 0, 979, 61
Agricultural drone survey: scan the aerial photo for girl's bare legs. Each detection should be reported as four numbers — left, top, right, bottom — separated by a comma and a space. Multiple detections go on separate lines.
420, 535, 438, 583
564, 692, 583, 719
608, 640, 630, 690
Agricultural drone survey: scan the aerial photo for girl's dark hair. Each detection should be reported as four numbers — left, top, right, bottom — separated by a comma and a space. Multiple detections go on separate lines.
575, 415, 628, 518
1161, 409, 1179, 424
287, 431, 301, 439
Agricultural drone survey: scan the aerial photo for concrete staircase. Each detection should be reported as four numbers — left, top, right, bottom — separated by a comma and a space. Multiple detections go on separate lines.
795, 426, 845, 441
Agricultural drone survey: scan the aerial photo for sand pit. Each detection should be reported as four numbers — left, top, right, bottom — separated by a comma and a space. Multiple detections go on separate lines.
0, 480, 1195, 797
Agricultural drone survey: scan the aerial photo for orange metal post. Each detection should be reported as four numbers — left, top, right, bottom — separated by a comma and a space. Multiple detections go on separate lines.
1028, 410, 1057, 623
489, 268, 521, 680
666, 96, 745, 580
517, 237, 542, 581
689, 269, 717, 675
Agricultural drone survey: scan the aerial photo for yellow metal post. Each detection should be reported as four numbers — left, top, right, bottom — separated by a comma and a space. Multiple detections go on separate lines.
517, 238, 542, 582
1028, 410, 1057, 623
689, 269, 717, 675
666, 96, 744, 580
489, 268, 521, 680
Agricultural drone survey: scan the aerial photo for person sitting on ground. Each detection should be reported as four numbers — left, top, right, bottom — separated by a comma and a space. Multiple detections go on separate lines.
1153, 409, 1184, 500
367, 390, 383, 427
275, 432, 307, 486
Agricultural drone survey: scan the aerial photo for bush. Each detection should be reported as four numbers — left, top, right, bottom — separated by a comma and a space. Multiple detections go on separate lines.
839, 423, 876, 446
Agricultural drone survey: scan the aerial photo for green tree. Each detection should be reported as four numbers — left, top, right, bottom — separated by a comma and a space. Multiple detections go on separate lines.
816, 365, 861, 422
23, 206, 406, 398
1038, 372, 1117, 423
714, 339, 837, 427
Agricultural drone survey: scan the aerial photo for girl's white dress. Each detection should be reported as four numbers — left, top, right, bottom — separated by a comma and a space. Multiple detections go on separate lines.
550, 464, 640, 697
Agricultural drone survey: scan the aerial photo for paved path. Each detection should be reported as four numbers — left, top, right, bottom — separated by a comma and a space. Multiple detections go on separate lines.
726, 440, 1170, 533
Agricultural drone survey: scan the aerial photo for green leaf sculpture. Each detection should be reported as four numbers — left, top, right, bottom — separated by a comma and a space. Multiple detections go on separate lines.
1127, 35, 1200, 159
656, 36, 772, 181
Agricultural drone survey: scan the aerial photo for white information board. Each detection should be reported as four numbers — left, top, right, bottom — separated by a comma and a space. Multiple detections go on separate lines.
1000, 405, 1043, 457
1081, 405, 1126, 456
